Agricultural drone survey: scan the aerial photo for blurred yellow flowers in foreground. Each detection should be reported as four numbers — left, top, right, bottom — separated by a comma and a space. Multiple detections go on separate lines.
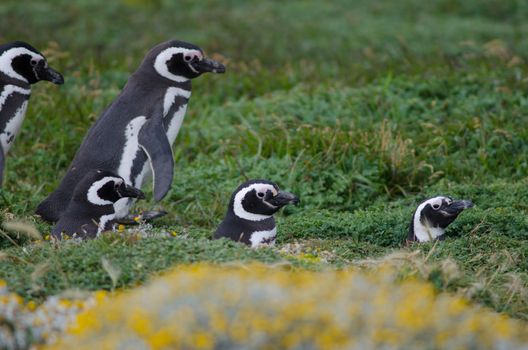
51, 264, 528, 350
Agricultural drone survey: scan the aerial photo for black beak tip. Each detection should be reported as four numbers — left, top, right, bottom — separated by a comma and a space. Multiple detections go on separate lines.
137, 191, 146, 200
214, 64, 226, 74
53, 75, 65, 85
292, 197, 300, 205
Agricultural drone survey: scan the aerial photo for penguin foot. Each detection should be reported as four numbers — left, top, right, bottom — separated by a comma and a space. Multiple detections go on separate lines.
117, 210, 168, 225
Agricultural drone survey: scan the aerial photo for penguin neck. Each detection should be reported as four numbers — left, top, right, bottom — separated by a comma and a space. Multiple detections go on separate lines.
0, 71, 31, 89
70, 195, 116, 217
129, 66, 192, 91
225, 205, 276, 226
410, 212, 446, 242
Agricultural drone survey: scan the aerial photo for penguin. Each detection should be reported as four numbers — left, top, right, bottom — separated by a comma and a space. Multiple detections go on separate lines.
0, 41, 64, 185
214, 179, 299, 247
407, 196, 473, 243
51, 170, 145, 240
36, 40, 225, 223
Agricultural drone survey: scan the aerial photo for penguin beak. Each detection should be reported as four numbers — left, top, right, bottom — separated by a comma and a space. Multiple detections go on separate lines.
194, 58, 226, 74
444, 199, 473, 215
267, 191, 300, 207
117, 183, 145, 200
37, 65, 64, 85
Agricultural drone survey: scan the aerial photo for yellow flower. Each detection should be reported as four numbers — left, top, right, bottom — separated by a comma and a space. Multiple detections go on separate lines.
170, 231, 178, 237
133, 216, 141, 223
49, 264, 528, 350
193, 331, 214, 349
44, 234, 50, 241
26, 300, 37, 311
148, 328, 174, 349
117, 224, 125, 232
94, 290, 107, 303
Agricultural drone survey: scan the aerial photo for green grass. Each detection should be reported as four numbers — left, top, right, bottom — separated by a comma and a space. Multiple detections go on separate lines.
0, 0, 527, 323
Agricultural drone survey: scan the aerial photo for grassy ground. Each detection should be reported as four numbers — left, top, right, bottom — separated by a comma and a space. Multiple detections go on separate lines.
0, 0, 527, 327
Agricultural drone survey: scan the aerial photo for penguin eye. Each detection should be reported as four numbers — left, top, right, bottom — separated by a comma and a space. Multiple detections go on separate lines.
257, 192, 265, 198
184, 55, 193, 62
30, 59, 38, 67
432, 203, 441, 210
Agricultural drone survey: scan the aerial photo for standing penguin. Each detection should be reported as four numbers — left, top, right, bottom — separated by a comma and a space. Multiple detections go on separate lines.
407, 196, 473, 243
214, 180, 299, 247
36, 40, 225, 222
52, 170, 145, 240
0, 41, 64, 185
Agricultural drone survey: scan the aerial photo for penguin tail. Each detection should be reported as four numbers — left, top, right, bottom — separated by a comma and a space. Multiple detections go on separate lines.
35, 193, 66, 223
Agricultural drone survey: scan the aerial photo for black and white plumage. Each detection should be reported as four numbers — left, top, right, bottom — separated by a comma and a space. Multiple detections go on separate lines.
214, 180, 299, 247
0, 41, 63, 185
36, 40, 225, 223
52, 170, 145, 240
407, 196, 473, 243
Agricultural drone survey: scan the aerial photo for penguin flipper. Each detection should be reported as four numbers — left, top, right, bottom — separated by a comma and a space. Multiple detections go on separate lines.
138, 117, 174, 201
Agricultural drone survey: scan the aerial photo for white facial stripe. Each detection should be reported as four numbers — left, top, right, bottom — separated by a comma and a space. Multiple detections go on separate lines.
413, 196, 448, 242
187, 63, 199, 74
118, 116, 147, 184
163, 87, 191, 116
0, 47, 43, 83
154, 47, 201, 82
87, 176, 122, 206
250, 228, 277, 247
233, 183, 277, 221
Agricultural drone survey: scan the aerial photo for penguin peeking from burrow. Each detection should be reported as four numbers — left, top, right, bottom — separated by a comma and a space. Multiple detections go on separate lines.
406, 196, 474, 244
0, 41, 64, 186
36, 40, 225, 226
51, 170, 145, 240
214, 179, 300, 248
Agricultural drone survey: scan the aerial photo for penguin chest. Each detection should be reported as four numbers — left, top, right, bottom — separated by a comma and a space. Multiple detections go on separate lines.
249, 227, 277, 247
0, 85, 31, 154
163, 87, 191, 145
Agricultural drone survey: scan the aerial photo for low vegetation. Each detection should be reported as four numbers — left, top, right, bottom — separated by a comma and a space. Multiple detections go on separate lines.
0, 0, 527, 348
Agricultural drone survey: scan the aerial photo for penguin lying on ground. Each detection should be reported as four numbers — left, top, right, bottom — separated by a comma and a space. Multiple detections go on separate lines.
214, 180, 299, 247
52, 170, 145, 240
407, 196, 473, 243
36, 40, 225, 223
0, 41, 63, 185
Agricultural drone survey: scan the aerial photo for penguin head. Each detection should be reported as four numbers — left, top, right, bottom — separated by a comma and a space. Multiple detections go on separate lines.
0, 41, 64, 85
409, 196, 473, 242
74, 170, 145, 206
149, 40, 226, 82
229, 179, 299, 221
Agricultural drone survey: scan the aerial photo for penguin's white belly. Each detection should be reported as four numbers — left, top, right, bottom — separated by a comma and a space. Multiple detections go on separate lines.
118, 116, 147, 184
0, 85, 31, 154
163, 86, 191, 146
166, 104, 188, 146
250, 228, 277, 247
